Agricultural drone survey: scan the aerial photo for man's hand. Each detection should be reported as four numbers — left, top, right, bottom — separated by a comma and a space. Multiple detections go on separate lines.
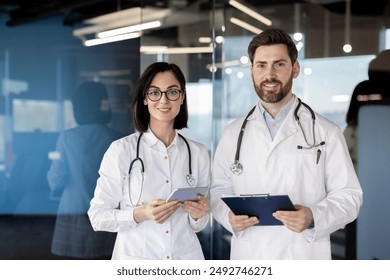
228, 211, 259, 232
272, 204, 314, 232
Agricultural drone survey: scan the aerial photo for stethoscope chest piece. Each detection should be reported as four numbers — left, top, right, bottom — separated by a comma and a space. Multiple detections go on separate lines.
186, 174, 195, 186
230, 161, 243, 175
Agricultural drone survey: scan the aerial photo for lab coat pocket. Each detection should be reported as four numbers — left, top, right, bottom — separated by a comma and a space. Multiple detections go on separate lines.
230, 236, 253, 260
285, 148, 325, 191
289, 240, 331, 260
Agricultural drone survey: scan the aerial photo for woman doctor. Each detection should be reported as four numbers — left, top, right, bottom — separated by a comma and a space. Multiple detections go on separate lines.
88, 62, 210, 260
210, 28, 363, 260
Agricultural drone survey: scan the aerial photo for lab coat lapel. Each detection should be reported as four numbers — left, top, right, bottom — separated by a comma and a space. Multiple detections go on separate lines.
269, 99, 299, 151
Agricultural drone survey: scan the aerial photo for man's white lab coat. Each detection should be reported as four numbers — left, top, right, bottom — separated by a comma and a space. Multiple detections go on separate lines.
211, 97, 363, 260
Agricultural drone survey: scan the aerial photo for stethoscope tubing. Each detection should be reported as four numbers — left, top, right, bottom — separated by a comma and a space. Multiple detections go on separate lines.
230, 98, 325, 175
127, 132, 194, 206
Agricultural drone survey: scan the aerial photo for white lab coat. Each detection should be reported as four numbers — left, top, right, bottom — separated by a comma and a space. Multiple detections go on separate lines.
210, 96, 363, 260
88, 129, 211, 260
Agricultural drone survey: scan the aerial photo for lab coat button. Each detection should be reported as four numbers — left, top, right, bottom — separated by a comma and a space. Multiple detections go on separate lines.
166, 256, 170, 259
165, 230, 169, 234
166, 179, 169, 184
164, 156, 168, 160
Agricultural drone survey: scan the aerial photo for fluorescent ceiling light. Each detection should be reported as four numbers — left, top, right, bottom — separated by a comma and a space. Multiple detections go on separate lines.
229, 0, 272, 26
84, 32, 141, 47
199, 37, 212, 44
331, 95, 350, 103
97, 21, 161, 38
73, 7, 170, 38
140, 46, 213, 54
230, 17, 263, 34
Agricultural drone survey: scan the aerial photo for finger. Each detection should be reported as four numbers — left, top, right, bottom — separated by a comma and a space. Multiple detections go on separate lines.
154, 202, 180, 222
184, 200, 209, 212
156, 205, 180, 223
230, 214, 258, 231
150, 199, 168, 207
232, 218, 258, 231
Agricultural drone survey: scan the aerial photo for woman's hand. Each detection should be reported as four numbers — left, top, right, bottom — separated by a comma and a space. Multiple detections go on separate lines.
133, 199, 180, 224
182, 196, 209, 220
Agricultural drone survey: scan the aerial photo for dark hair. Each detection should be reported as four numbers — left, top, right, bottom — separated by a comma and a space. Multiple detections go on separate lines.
345, 79, 390, 125
71, 81, 112, 125
346, 80, 373, 125
368, 49, 390, 85
247, 28, 298, 64
131, 62, 188, 132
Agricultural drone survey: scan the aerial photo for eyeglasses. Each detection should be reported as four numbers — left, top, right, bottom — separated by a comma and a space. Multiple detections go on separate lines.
145, 89, 183, 102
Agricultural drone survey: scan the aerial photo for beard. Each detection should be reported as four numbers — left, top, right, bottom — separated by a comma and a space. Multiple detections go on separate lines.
253, 73, 294, 104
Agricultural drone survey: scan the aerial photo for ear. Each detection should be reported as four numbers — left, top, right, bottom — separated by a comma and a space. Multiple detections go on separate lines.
293, 61, 300, 78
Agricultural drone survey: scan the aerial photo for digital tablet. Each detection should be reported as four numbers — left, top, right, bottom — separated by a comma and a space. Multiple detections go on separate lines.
166, 186, 209, 203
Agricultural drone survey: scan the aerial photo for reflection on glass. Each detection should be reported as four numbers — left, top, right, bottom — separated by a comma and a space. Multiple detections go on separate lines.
46, 81, 124, 259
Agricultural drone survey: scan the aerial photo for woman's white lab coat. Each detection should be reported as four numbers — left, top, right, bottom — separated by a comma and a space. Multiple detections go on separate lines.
88, 129, 211, 260
210, 96, 363, 260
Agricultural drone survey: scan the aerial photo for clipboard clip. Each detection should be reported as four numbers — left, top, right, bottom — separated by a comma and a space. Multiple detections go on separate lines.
240, 193, 269, 197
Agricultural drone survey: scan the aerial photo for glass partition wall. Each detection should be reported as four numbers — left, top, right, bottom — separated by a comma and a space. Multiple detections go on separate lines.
0, 0, 389, 260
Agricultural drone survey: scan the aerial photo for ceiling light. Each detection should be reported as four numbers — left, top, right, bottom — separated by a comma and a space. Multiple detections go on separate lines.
225, 68, 233, 75
74, 7, 170, 37
331, 95, 350, 102
229, 0, 272, 26
215, 36, 225, 44
140, 46, 213, 54
240, 56, 249, 64
97, 21, 161, 38
230, 17, 262, 34
84, 32, 141, 47
199, 37, 212, 44
73, 7, 170, 46
343, 0, 352, 53
296, 41, 304, 52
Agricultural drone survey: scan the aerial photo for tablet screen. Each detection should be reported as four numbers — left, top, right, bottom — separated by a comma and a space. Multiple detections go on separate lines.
166, 186, 209, 202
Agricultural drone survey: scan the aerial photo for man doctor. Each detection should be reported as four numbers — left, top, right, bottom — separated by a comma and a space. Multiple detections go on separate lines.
210, 28, 363, 260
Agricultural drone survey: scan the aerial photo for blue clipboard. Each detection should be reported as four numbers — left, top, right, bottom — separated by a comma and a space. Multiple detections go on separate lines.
221, 194, 296, 226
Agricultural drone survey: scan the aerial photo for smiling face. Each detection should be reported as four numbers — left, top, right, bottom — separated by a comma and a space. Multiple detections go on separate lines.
251, 44, 300, 104
144, 70, 185, 130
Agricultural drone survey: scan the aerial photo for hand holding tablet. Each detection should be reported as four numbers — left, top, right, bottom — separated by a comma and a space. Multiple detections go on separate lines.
166, 186, 209, 203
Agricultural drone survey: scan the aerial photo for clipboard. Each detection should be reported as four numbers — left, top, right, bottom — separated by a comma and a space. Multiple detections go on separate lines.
221, 194, 296, 226
166, 186, 209, 203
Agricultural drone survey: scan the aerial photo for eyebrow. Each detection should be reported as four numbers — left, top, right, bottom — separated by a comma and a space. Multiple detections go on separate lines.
148, 84, 180, 89
255, 58, 288, 64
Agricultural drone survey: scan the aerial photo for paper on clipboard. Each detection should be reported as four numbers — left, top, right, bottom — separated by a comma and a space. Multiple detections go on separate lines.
221, 194, 296, 226
166, 186, 209, 203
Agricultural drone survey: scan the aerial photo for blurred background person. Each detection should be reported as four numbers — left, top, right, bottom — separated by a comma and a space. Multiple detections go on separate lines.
47, 81, 124, 259
343, 49, 390, 259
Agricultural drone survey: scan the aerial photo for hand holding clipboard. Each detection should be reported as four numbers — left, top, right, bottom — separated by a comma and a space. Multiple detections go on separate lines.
222, 194, 296, 226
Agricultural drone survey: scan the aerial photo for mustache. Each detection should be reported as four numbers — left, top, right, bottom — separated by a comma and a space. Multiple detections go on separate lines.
261, 78, 281, 85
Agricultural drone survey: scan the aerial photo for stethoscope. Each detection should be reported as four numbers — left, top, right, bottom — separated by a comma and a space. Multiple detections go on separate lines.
127, 132, 195, 206
230, 98, 326, 175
